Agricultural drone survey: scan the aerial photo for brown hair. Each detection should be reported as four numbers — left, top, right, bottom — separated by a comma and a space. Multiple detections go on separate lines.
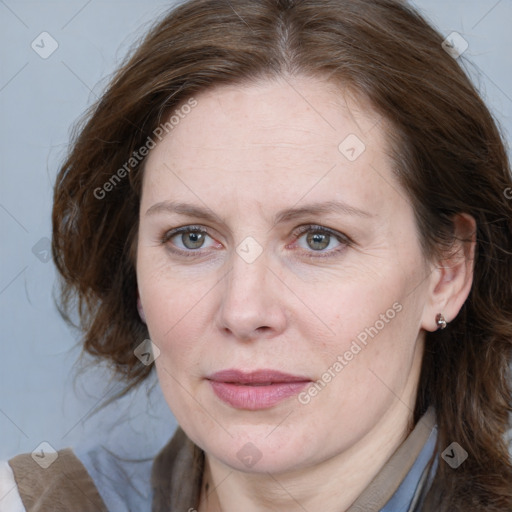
52, 0, 512, 509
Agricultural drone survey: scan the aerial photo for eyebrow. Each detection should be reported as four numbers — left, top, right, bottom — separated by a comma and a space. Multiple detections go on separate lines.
145, 199, 373, 224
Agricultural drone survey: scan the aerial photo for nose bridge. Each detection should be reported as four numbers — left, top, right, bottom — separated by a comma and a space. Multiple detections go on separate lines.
225, 245, 270, 312
217, 243, 286, 339
227, 255, 262, 301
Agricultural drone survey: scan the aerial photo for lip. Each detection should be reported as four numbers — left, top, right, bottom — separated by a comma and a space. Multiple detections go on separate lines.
207, 369, 311, 410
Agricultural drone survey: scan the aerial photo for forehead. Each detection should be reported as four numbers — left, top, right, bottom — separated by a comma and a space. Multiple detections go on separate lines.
158, 78, 384, 149
142, 77, 398, 213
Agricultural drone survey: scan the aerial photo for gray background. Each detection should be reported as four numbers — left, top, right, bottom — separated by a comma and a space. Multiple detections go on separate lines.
1, 0, 511, 462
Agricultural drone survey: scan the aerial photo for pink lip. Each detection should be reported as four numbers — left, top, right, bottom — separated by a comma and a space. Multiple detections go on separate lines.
207, 369, 311, 410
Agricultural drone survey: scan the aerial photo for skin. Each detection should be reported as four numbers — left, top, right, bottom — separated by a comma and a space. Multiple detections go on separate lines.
136, 76, 475, 512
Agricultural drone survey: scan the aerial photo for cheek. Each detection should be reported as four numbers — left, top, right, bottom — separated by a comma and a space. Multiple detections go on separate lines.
310, 266, 424, 385
137, 249, 207, 332
314, 275, 404, 343
143, 285, 205, 359
137, 267, 221, 398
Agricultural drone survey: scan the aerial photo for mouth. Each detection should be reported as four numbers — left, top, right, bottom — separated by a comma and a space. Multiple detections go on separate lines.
206, 369, 312, 410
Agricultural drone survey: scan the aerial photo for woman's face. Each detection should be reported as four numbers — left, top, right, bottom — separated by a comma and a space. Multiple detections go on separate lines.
136, 77, 434, 473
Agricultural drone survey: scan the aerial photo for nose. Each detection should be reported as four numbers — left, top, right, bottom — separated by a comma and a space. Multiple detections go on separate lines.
216, 248, 288, 341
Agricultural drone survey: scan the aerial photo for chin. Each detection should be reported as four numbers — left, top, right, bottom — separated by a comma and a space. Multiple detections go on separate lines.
204, 427, 317, 474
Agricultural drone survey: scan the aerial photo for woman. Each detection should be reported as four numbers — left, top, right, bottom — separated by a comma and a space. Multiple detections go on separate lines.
2, 0, 511, 510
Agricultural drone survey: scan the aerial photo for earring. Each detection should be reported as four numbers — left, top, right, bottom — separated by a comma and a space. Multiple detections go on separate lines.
435, 313, 447, 330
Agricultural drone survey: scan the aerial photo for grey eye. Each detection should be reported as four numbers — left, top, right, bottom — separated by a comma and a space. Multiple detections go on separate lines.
180, 231, 207, 249
306, 232, 330, 251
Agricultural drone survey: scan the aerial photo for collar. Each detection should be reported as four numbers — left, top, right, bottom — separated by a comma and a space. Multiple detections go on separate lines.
151, 407, 437, 512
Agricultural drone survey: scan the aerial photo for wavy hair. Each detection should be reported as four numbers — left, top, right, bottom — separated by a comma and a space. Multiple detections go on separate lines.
52, 0, 512, 509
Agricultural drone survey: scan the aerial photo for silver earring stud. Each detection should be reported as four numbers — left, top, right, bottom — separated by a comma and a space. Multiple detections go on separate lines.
436, 313, 447, 330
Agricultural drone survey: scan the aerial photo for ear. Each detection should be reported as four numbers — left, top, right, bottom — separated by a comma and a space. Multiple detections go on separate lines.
137, 290, 147, 323
421, 213, 476, 332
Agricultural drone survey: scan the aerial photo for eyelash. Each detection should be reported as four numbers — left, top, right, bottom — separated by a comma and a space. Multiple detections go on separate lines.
160, 224, 352, 259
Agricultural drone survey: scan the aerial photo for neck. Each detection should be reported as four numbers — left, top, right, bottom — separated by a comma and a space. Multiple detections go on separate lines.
197, 401, 416, 512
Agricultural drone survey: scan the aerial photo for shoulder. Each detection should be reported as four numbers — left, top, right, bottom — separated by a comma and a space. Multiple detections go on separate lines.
1, 429, 186, 512
3, 448, 108, 512
73, 443, 154, 512
0, 460, 24, 512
